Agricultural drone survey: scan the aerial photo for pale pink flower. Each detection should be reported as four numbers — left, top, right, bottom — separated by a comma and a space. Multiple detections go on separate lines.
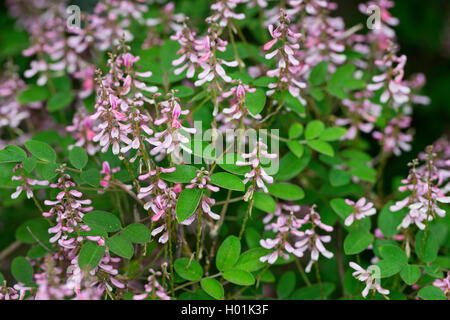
344, 198, 377, 226
349, 262, 390, 298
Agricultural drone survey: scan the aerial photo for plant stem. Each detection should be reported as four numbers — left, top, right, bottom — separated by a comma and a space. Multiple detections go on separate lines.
294, 257, 311, 287
315, 261, 326, 300
238, 196, 254, 240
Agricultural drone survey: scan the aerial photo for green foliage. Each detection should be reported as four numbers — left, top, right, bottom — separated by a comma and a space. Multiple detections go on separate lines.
24, 140, 56, 163
216, 236, 241, 272
174, 258, 203, 281
200, 278, 224, 300
176, 188, 203, 223
69, 146, 88, 170
78, 242, 106, 270
11, 257, 33, 284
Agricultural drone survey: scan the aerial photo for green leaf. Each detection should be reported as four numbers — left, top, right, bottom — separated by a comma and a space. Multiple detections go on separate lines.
222, 269, 255, 286
81, 168, 101, 187
377, 202, 405, 237
307, 140, 334, 156
0, 272, 4, 283
52, 75, 72, 92
288, 123, 304, 139
159, 165, 197, 183
329, 168, 351, 187
283, 92, 305, 116
106, 234, 134, 259
348, 166, 376, 183
24, 140, 56, 163
400, 265, 421, 285
69, 146, 88, 170
379, 245, 408, 266
83, 210, 122, 232
22, 157, 37, 173
234, 248, 267, 272
173, 85, 195, 98
15, 218, 51, 244
275, 149, 312, 181
200, 278, 224, 300
376, 259, 403, 278
35, 162, 58, 180
27, 245, 49, 259
277, 271, 296, 299
341, 78, 366, 90
174, 258, 203, 281
0, 145, 27, 163
259, 270, 276, 283
78, 242, 106, 270
267, 183, 305, 200
290, 283, 335, 300
344, 229, 374, 255
310, 88, 325, 101
245, 88, 266, 115
328, 64, 356, 87
245, 227, 260, 249
216, 236, 241, 272
326, 86, 347, 99
121, 223, 151, 243
11, 257, 33, 284
424, 264, 444, 279
253, 76, 275, 87
210, 172, 245, 191
48, 91, 75, 112
253, 192, 276, 213
330, 198, 353, 220
176, 188, 203, 223
309, 61, 329, 86
286, 141, 304, 158
415, 230, 438, 263
305, 120, 325, 140
217, 154, 251, 176
319, 127, 347, 141
17, 85, 49, 104
160, 39, 181, 70
418, 286, 447, 300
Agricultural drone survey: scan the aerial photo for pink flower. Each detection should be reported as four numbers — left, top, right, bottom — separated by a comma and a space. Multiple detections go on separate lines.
344, 198, 377, 226
11, 163, 49, 199
433, 273, 450, 297
349, 262, 390, 298
236, 139, 277, 196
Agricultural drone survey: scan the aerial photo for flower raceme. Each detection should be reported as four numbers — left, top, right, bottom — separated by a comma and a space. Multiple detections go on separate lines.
236, 138, 277, 198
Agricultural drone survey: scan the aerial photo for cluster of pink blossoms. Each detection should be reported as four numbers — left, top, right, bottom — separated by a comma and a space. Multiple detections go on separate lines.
184, 168, 220, 224
133, 269, 170, 300
137, 166, 182, 243
91, 49, 155, 156
344, 198, 377, 227
11, 163, 49, 200
390, 147, 450, 230
264, 10, 306, 104
260, 204, 334, 272
148, 93, 196, 163
0, 281, 31, 300
349, 262, 390, 298
236, 139, 277, 199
